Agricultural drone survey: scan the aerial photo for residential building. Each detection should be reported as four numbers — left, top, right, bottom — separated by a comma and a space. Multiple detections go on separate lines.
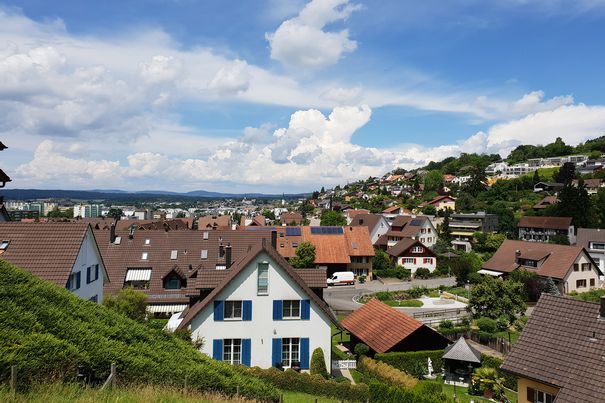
572, 178, 604, 195
177, 240, 337, 371
386, 239, 437, 274
0, 222, 108, 303
382, 215, 437, 249
73, 204, 103, 218
345, 209, 370, 224
7, 210, 39, 221
420, 195, 456, 211
517, 216, 575, 244
532, 196, 558, 211
350, 213, 390, 244
533, 182, 564, 193
576, 228, 605, 274
481, 240, 601, 294
240, 215, 266, 227
449, 212, 498, 252
280, 212, 303, 226
341, 299, 450, 354
577, 157, 605, 175
501, 294, 605, 403
198, 215, 232, 230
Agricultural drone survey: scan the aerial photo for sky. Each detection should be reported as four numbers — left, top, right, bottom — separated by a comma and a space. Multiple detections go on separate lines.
1, 0, 605, 193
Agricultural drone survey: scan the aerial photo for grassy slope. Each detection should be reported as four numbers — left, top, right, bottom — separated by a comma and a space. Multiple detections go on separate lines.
0, 261, 278, 402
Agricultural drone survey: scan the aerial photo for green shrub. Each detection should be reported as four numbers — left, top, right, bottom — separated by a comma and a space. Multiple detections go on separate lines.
480, 354, 517, 391
415, 268, 431, 279
250, 367, 369, 402
354, 343, 370, 357
438, 320, 454, 330
358, 356, 417, 389
0, 261, 278, 401
476, 317, 498, 333
310, 348, 328, 379
496, 316, 510, 331
103, 288, 148, 322
375, 350, 444, 379
369, 382, 450, 403
331, 343, 350, 360
374, 291, 392, 301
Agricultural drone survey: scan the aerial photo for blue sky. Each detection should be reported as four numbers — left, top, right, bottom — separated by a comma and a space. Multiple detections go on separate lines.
2, 0, 605, 192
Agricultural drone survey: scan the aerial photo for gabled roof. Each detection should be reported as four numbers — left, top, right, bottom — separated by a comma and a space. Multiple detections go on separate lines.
533, 195, 558, 209
386, 239, 435, 258
443, 337, 481, 363
0, 222, 100, 287
350, 214, 385, 233
421, 195, 455, 206
198, 215, 231, 230
517, 216, 572, 230
341, 299, 423, 353
382, 205, 402, 214
178, 240, 337, 329
501, 294, 605, 403
196, 267, 327, 289
577, 228, 605, 247
280, 212, 303, 224
482, 240, 599, 279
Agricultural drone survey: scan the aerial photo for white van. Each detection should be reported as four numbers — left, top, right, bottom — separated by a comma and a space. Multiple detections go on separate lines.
327, 271, 355, 286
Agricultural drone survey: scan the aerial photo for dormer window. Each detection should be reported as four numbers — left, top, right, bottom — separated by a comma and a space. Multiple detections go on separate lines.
163, 272, 185, 290
412, 246, 423, 253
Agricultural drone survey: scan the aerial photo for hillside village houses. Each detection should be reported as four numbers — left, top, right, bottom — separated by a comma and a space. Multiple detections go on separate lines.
517, 216, 575, 244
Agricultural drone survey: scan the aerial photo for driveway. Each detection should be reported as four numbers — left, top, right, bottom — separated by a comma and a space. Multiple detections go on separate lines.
324, 277, 457, 312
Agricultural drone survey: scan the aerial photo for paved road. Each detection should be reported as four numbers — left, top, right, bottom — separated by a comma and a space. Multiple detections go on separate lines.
324, 277, 457, 313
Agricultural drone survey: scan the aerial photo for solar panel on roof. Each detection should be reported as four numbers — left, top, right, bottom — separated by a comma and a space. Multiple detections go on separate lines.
285, 227, 301, 236
310, 227, 344, 235
410, 219, 423, 226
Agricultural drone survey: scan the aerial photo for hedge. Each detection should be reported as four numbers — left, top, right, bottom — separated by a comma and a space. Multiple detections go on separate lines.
480, 354, 517, 391
375, 350, 444, 379
0, 261, 279, 402
250, 367, 369, 402
357, 356, 417, 389
310, 348, 328, 379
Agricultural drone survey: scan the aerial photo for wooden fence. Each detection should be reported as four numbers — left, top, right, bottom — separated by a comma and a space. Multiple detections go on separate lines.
445, 332, 513, 355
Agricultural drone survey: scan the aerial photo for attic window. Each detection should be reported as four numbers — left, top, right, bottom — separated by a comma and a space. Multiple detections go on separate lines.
201, 249, 208, 259
292, 242, 298, 247
203, 231, 209, 240
141, 252, 148, 260
412, 246, 423, 253
0, 240, 9, 250
216, 265, 226, 270
145, 239, 151, 245
114, 236, 122, 245
170, 250, 178, 260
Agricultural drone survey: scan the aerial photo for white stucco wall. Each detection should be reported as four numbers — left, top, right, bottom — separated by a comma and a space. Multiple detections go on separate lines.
563, 253, 600, 293
190, 251, 333, 371
396, 256, 437, 274
417, 221, 438, 249
69, 229, 106, 303
370, 217, 390, 244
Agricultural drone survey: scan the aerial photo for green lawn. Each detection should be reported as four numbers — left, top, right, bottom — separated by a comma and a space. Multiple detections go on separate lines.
494, 330, 520, 344
440, 383, 517, 403
383, 299, 424, 307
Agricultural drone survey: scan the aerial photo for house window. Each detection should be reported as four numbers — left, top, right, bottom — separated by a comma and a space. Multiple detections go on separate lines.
581, 263, 591, 271
144, 239, 150, 245
164, 274, 182, 290
67, 272, 81, 291
576, 279, 587, 288
86, 264, 100, 284
0, 240, 10, 250
141, 252, 148, 260
201, 249, 208, 259
258, 263, 269, 295
412, 246, 423, 253
282, 300, 301, 319
170, 250, 178, 260
203, 231, 209, 240
281, 338, 300, 367
573, 263, 579, 271
223, 339, 242, 365
590, 242, 605, 250
423, 258, 432, 264
590, 278, 596, 287
534, 389, 555, 403
404, 258, 415, 264
224, 301, 243, 320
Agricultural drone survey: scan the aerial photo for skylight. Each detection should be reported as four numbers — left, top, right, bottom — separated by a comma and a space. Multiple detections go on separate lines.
0, 240, 9, 250
170, 250, 178, 260
141, 252, 148, 260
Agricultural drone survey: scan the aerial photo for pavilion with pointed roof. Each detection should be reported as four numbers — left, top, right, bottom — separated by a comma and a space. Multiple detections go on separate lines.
442, 336, 482, 381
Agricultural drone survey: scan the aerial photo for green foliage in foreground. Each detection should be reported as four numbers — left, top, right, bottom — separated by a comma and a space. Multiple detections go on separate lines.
0, 261, 278, 402
568, 288, 605, 302
375, 350, 444, 379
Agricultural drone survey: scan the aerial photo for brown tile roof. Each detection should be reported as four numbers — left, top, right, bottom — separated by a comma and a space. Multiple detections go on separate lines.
387, 239, 436, 258
82, 218, 191, 231
346, 209, 370, 220
198, 215, 231, 230
573, 178, 604, 188
501, 294, 605, 403
421, 195, 455, 206
341, 299, 423, 353
0, 222, 99, 287
577, 228, 605, 248
482, 240, 596, 279
196, 267, 326, 289
280, 212, 303, 225
382, 205, 402, 214
350, 214, 383, 233
532, 196, 558, 209
517, 216, 572, 230
178, 240, 338, 329
293, 268, 327, 288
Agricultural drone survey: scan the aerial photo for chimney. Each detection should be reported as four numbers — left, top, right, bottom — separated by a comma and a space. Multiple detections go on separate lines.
271, 230, 277, 250
515, 250, 521, 262
128, 225, 135, 240
219, 243, 225, 258
600, 296, 605, 319
226, 243, 232, 269
110, 223, 116, 244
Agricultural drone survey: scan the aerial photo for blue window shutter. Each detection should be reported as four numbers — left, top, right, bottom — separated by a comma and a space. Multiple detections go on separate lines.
300, 338, 310, 369
95, 264, 99, 281
272, 338, 282, 367
243, 300, 252, 321
86, 267, 91, 284
76, 272, 81, 289
301, 299, 310, 320
242, 339, 251, 366
214, 300, 224, 321
273, 300, 283, 320
212, 339, 223, 360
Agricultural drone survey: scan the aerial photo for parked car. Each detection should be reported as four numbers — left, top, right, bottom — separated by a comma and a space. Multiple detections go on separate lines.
327, 271, 355, 286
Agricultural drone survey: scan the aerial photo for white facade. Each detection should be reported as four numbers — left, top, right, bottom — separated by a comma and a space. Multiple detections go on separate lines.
416, 221, 438, 249
368, 216, 390, 244
189, 251, 332, 371
562, 253, 601, 294
66, 229, 107, 303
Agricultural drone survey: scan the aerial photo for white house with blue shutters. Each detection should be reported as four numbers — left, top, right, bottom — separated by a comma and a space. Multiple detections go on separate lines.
178, 242, 337, 371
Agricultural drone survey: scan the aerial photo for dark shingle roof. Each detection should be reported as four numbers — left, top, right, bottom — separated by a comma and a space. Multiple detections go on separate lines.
577, 228, 605, 248
501, 294, 605, 403
443, 337, 481, 363
0, 222, 94, 286
517, 216, 572, 230
350, 214, 383, 233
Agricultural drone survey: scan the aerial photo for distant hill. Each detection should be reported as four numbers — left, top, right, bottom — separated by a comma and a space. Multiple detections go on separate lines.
0, 188, 309, 201
0, 261, 277, 400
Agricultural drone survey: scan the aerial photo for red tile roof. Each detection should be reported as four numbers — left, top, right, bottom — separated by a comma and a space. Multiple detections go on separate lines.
341, 299, 423, 353
198, 215, 231, 230
517, 216, 572, 230
0, 222, 98, 287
